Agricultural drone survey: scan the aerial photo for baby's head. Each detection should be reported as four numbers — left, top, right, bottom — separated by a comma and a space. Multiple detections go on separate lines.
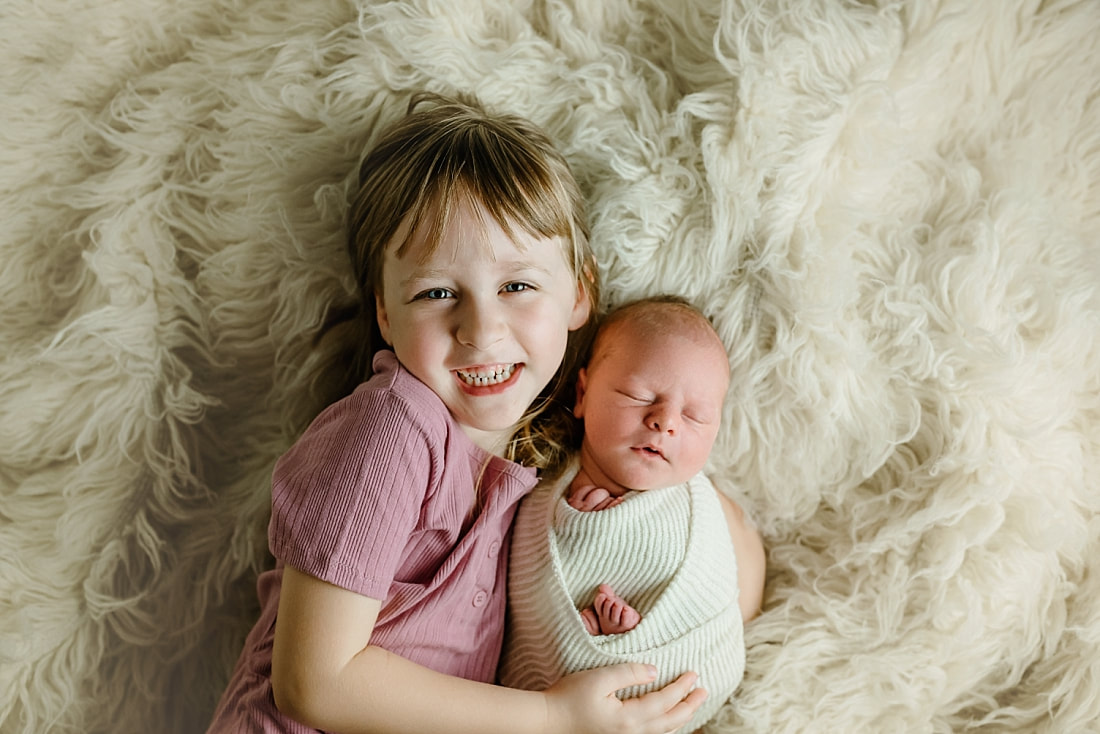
574, 296, 730, 494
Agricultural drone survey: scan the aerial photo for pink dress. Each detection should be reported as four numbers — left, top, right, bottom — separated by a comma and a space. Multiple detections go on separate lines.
206, 351, 537, 733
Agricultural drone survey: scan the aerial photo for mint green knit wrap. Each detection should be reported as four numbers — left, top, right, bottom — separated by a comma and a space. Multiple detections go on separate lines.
501, 465, 745, 732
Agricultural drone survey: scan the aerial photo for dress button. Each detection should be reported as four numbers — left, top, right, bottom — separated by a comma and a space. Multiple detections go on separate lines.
472, 590, 488, 608
488, 541, 500, 559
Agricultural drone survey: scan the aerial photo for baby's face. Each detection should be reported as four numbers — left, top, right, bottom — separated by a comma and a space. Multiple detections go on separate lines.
574, 327, 730, 493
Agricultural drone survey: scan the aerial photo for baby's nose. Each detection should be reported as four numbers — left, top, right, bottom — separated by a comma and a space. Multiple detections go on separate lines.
646, 406, 678, 435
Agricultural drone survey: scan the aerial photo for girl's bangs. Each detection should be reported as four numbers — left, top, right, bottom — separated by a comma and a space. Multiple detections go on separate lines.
397, 157, 577, 265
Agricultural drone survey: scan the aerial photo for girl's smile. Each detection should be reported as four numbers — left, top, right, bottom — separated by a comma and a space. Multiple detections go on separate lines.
454, 363, 522, 393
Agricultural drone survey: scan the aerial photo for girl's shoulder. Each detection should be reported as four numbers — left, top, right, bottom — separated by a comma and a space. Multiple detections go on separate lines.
331, 350, 450, 439
363, 349, 445, 413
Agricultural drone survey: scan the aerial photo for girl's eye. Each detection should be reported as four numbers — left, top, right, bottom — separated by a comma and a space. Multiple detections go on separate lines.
418, 288, 453, 301
502, 282, 533, 293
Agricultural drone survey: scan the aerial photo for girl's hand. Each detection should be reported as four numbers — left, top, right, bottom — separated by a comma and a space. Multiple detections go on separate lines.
543, 664, 706, 734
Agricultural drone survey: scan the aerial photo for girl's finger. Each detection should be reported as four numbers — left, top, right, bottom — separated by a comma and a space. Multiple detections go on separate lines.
652, 671, 699, 705
656, 685, 708, 733
626, 670, 705, 718
593, 662, 660, 695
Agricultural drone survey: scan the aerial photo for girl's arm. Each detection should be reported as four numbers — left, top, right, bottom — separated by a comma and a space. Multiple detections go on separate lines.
715, 491, 766, 622
271, 565, 706, 734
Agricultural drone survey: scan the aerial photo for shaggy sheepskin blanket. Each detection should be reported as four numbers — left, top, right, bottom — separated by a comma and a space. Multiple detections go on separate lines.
2, 1, 1098, 732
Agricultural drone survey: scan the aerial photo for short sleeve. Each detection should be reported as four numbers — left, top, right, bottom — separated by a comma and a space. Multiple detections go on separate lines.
268, 382, 438, 600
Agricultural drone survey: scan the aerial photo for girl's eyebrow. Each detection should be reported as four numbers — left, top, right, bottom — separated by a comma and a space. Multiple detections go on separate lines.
491, 258, 554, 275
401, 268, 452, 286
402, 261, 552, 286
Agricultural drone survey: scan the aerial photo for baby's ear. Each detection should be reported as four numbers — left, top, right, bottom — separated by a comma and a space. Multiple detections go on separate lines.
573, 367, 588, 418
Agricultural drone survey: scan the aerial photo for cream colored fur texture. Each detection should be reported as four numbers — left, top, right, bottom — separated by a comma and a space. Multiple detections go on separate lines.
1, 1, 1098, 732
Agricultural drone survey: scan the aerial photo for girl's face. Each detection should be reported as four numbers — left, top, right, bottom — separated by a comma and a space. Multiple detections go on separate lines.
376, 197, 590, 454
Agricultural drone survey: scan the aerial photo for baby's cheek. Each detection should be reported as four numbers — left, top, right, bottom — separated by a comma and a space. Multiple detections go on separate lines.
684, 439, 715, 475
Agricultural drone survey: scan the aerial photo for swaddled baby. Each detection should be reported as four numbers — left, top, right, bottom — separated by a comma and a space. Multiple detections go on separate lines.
500, 296, 765, 733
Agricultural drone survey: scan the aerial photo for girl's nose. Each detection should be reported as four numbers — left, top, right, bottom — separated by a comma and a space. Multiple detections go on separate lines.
456, 299, 506, 350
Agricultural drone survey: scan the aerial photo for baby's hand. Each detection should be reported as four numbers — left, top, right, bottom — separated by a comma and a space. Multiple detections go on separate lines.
567, 483, 623, 512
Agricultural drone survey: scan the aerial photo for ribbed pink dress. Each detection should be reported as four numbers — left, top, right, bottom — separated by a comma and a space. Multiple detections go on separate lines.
206, 351, 537, 733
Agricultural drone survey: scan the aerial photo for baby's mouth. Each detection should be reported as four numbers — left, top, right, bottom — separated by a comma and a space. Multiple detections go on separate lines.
455, 363, 517, 387
635, 444, 665, 460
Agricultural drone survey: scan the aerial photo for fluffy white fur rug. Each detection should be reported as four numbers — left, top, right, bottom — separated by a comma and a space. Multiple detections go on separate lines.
2, 1, 1098, 732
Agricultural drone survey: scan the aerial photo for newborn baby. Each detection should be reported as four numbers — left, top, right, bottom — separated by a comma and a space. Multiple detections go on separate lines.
500, 296, 765, 733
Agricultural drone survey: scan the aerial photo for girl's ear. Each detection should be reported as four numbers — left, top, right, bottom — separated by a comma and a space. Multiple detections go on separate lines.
375, 293, 392, 345
573, 367, 588, 418
568, 281, 592, 331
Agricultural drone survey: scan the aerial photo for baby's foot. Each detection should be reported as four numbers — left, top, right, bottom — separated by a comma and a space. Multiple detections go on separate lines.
579, 606, 602, 635
581, 584, 641, 635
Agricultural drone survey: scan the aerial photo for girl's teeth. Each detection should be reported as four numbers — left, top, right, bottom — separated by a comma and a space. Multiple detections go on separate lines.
457, 364, 516, 386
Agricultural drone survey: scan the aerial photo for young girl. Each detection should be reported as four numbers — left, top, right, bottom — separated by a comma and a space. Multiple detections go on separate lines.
205, 93, 706, 734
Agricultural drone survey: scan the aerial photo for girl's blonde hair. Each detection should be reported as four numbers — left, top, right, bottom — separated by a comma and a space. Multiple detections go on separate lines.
327, 92, 598, 477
